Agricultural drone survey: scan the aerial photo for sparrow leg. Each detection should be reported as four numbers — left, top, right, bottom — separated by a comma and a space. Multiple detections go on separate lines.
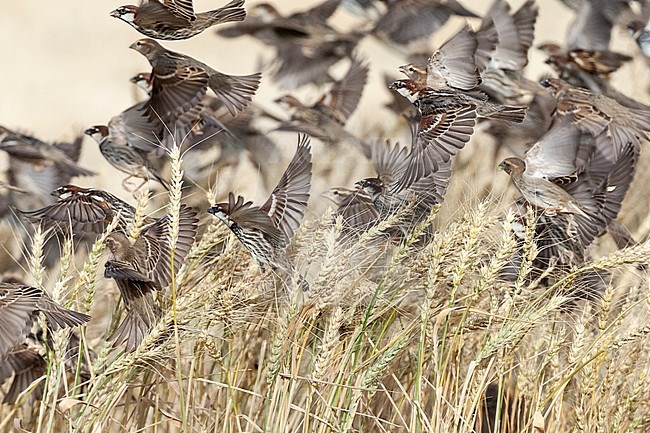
122, 176, 135, 192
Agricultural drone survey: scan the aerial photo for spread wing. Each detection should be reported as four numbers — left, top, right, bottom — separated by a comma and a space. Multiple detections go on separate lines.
426, 25, 480, 90
398, 104, 477, 191
323, 57, 369, 123
228, 193, 287, 246
0, 285, 41, 361
162, 0, 196, 21
262, 135, 312, 240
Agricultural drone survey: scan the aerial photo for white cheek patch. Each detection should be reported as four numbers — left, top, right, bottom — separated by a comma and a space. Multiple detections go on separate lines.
120, 12, 136, 23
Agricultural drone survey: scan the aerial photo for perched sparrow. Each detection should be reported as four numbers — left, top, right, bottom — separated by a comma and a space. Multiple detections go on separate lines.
104, 204, 198, 350
111, 0, 246, 40
541, 78, 650, 153
372, 0, 477, 46
0, 283, 90, 362
130, 38, 261, 118
21, 185, 140, 235
275, 57, 371, 156
207, 135, 312, 273
84, 125, 170, 190
217, 1, 361, 88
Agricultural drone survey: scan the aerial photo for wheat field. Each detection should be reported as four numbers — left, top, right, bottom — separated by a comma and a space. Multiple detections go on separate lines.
2, 1, 650, 432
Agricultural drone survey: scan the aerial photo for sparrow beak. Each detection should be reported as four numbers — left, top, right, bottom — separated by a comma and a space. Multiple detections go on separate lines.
83, 127, 97, 136
397, 65, 409, 77
109, 9, 122, 18
129, 42, 138, 51
206, 206, 216, 215
539, 79, 551, 88
387, 81, 397, 90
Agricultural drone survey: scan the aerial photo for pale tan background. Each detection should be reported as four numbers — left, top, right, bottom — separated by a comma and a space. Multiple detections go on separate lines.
0, 1, 645, 206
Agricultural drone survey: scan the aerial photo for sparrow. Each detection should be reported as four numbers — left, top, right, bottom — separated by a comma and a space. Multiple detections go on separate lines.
207, 135, 312, 273
540, 78, 650, 153
390, 76, 527, 125
509, 138, 637, 268
131, 72, 282, 187
0, 283, 90, 362
398, 25, 483, 91
354, 139, 451, 237
21, 185, 141, 235
130, 38, 261, 118
104, 204, 198, 350
0, 127, 95, 206
321, 187, 379, 234
372, 0, 478, 46
84, 125, 170, 190
217, 1, 362, 88
0, 329, 92, 404
274, 57, 371, 156
111, 0, 246, 40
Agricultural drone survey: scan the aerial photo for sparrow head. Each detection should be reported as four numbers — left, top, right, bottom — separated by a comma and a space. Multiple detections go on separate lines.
537, 42, 562, 56
388, 79, 419, 102
398, 63, 426, 81
207, 203, 233, 226
130, 39, 163, 58
321, 187, 355, 206
84, 125, 109, 144
498, 157, 526, 176
130, 72, 152, 95
110, 5, 138, 22
539, 77, 565, 94
51, 184, 81, 199
105, 232, 131, 255
355, 177, 383, 198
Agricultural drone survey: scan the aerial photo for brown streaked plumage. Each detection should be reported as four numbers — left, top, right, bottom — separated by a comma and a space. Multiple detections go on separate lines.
104, 205, 198, 351
20, 185, 141, 236
207, 135, 312, 272
0, 283, 90, 362
130, 38, 261, 118
111, 0, 246, 40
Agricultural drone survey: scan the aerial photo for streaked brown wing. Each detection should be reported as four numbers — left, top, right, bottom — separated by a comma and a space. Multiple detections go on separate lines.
139, 204, 198, 288
36, 293, 90, 331
324, 57, 369, 123
138, 1, 192, 26
105, 260, 153, 282
229, 193, 287, 246
398, 104, 477, 191
336, 190, 379, 232
21, 191, 129, 235
149, 64, 209, 124
0, 344, 46, 405
426, 25, 480, 90
0, 285, 41, 361
163, 0, 196, 21
261, 135, 312, 240
208, 72, 261, 116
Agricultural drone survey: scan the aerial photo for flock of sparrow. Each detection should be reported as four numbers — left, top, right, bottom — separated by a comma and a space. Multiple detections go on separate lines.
1, 0, 650, 405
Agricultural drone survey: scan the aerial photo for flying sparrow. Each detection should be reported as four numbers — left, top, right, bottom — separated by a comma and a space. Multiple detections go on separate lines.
111, 0, 246, 40
84, 125, 170, 190
104, 204, 198, 350
207, 135, 312, 273
0, 283, 90, 362
21, 185, 141, 236
130, 38, 261, 118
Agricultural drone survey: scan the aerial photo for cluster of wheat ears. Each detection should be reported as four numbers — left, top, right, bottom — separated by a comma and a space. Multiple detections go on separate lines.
0, 129, 648, 433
